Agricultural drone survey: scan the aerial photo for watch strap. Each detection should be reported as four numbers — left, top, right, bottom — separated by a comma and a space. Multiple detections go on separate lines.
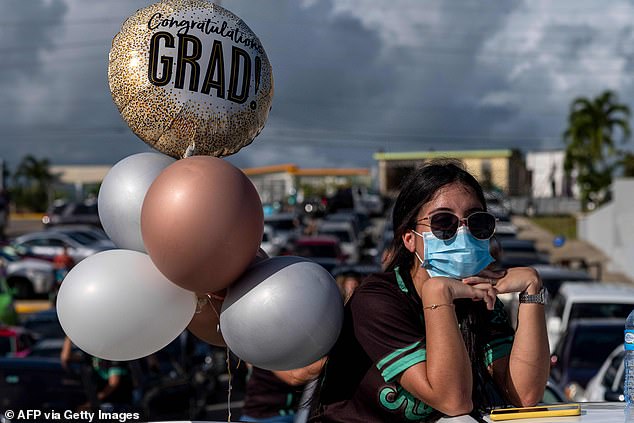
519, 287, 546, 305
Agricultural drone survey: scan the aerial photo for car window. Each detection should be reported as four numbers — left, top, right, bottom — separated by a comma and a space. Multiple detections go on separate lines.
72, 204, 98, 215
295, 245, 338, 258
602, 351, 625, 388
61, 231, 95, 245
21, 238, 67, 248
569, 303, 634, 320
569, 329, 624, 369
265, 219, 297, 231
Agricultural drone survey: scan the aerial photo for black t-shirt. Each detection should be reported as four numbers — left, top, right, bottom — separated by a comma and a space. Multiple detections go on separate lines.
312, 268, 514, 423
92, 357, 134, 404
241, 367, 306, 418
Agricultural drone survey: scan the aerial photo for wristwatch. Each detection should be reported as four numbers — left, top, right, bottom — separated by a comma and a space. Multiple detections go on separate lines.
519, 287, 547, 305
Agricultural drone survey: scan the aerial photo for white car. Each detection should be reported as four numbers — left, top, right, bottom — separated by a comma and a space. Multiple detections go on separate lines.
316, 220, 360, 264
0, 246, 55, 298
12, 230, 115, 263
584, 344, 625, 402
546, 282, 634, 352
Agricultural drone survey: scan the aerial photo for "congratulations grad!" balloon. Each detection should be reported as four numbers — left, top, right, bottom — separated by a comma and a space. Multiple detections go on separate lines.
108, 0, 274, 158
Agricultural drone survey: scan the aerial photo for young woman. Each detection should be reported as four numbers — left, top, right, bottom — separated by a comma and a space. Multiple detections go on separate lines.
311, 160, 550, 422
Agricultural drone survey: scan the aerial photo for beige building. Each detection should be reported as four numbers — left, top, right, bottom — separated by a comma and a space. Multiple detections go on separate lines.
373, 149, 530, 197
243, 163, 371, 204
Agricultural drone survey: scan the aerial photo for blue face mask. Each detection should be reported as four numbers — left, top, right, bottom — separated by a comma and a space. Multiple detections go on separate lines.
412, 226, 494, 279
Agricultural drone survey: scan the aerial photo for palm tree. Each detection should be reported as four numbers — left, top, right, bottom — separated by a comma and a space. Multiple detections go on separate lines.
563, 90, 631, 210
11, 155, 56, 212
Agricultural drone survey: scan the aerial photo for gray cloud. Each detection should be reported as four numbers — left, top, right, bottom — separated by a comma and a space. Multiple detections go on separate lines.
2, 0, 634, 172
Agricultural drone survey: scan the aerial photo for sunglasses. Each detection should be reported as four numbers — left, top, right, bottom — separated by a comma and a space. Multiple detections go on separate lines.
416, 211, 497, 240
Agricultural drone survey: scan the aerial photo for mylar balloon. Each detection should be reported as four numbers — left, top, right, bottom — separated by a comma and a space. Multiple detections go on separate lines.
57, 249, 197, 361
141, 156, 263, 293
98, 152, 176, 252
108, 0, 274, 158
220, 256, 344, 371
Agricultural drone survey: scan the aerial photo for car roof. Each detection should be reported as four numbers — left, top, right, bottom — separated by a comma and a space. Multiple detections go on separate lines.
318, 221, 354, 230
264, 212, 298, 221
559, 282, 634, 302
531, 264, 594, 281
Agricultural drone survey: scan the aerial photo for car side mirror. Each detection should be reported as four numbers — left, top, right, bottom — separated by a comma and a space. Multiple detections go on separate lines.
604, 390, 624, 402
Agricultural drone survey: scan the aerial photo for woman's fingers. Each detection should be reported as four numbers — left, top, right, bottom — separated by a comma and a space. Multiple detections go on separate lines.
462, 275, 498, 286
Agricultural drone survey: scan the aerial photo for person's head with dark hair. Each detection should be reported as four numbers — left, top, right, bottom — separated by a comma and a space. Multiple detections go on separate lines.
385, 159, 488, 274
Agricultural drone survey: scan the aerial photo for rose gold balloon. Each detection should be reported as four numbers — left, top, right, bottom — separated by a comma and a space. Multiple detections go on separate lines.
141, 156, 263, 293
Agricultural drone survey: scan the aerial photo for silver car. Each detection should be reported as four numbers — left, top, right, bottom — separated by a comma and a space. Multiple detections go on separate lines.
12, 230, 115, 263
0, 246, 55, 298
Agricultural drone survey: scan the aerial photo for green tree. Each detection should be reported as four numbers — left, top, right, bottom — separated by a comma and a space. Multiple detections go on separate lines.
563, 90, 631, 210
11, 155, 56, 212
622, 152, 634, 177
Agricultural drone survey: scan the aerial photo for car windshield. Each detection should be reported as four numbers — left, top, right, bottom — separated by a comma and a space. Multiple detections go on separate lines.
295, 244, 338, 258
61, 231, 97, 245
569, 328, 624, 369
265, 219, 296, 231
569, 303, 634, 320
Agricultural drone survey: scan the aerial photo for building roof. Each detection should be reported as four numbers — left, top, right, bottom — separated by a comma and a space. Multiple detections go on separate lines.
244, 164, 369, 176
372, 149, 516, 161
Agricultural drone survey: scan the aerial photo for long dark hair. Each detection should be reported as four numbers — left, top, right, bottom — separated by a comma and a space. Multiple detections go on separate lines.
385, 159, 508, 414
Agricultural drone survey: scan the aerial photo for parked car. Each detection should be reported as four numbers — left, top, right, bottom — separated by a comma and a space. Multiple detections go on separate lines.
263, 213, 302, 246
0, 326, 37, 357
546, 282, 634, 351
0, 357, 87, 411
260, 224, 280, 257
0, 245, 55, 299
0, 277, 17, 326
550, 318, 626, 399
584, 344, 626, 402
316, 220, 360, 264
41, 200, 101, 228
290, 236, 347, 273
495, 238, 550, 268
22, 308, 64, 340
12, 230, 114, 263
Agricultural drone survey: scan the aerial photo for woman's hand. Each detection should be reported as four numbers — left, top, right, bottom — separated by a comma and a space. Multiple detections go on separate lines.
423, 276, 498, 310
462, 267, 542, 296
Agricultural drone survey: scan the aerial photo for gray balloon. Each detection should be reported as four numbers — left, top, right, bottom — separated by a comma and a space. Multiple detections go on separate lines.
98, 152, 175, 252
220, 256, 344, 371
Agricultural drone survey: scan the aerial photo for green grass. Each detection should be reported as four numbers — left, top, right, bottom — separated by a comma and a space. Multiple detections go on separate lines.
529, 215, 577, 240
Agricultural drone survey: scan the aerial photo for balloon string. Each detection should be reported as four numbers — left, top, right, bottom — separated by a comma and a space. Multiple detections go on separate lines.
183, 141, 196, 158
226, 345, 232, 422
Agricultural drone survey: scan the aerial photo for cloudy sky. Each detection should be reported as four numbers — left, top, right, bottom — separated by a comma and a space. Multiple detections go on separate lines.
2, 0, 634, 172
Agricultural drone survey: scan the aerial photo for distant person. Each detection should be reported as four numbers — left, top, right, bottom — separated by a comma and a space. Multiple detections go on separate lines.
61, 337, 134, 411
310, 160, 549, 422
51, 246, 75, 302
0, 188, 9, 240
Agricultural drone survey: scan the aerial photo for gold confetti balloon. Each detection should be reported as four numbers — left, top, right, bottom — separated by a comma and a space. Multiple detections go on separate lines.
108, 0, 274, 158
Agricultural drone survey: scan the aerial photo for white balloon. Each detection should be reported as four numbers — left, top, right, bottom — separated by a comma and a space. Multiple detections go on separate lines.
220, 256, 344, 370
98, 152, 175, 252
57, 249, 197, 361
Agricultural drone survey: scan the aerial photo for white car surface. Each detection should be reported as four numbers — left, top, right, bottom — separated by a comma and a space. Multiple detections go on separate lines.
546, 282, 634, 352
0, 246, 55, 297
